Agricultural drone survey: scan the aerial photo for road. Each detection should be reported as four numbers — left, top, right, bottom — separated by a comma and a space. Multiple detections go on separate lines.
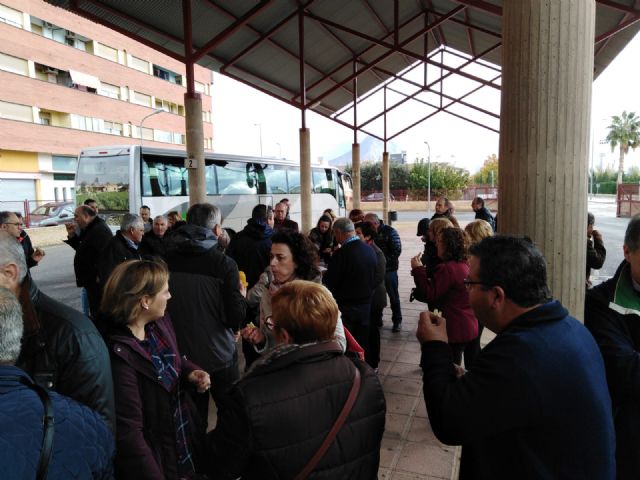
31, 199, 625, 307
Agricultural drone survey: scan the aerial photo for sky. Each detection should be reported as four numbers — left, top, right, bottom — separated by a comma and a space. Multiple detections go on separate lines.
211, 31, 640, 175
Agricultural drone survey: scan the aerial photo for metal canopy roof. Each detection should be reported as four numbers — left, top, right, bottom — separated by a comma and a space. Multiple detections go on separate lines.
45, 0, 640, 141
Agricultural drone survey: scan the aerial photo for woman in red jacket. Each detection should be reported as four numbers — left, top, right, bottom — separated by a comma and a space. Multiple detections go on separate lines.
411, 227, 478, 365
101, 260, 211, 479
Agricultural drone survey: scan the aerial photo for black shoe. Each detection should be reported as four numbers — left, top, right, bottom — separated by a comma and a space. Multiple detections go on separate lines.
392, 323, 401, 333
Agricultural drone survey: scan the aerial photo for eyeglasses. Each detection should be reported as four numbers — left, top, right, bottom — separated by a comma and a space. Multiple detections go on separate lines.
265, 316, 275, 331
463, 278, 488, 290
2, 222, 23, 227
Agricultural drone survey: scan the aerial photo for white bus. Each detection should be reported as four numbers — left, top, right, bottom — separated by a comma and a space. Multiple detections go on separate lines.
75, 145, 352, 232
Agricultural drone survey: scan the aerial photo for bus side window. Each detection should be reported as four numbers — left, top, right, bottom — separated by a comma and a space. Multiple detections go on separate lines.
205, 162, 217, 195
263, 165, 288, 194
287, 166, 301, 194
312, 168, 336, 198
216, 161, 257, 194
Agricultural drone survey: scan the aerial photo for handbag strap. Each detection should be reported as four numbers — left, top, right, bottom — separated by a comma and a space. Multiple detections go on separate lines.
19, 376, 55, 480
294, 364, 361, 480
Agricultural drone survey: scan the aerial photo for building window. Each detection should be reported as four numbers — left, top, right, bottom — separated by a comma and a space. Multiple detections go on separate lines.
103, 121, 123, 136
133, 91, 152, 107
96, 43, 118, 62
173, 133, 185, 145
53, 173, 75, 181
0, 52, 28, 76
0, 100, 33, 122
99, 83, 120, 99
154, 129, 173, 143
153, 64, 183, 85
52, 156, 77, 172
39, 111, 51, 125
0, 4, 23, 27
130, 55, 149, 73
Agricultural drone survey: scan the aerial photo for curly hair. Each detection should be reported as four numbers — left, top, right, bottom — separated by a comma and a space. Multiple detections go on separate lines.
439, 227, 467, 262
271, 230, 320, 280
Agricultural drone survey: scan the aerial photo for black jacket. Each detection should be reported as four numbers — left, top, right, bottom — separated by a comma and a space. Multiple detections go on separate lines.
165, 224, 247, 373
139, 230, 168, 258
474, 206, 495, 231
65, 216, 113, 288
16, 277, 115, 432
586, 236, 606, 282
225, 219, 273, 289
99, 230, 143, 285
324, 238, 377, 307
209, 341, 386, 479
373, 222, 402, 271
585, 262, 640, 479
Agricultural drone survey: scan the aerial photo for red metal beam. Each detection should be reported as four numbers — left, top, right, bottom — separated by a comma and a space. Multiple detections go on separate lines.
192, 0, 274, 62
452, 0, 502, 17
595, 15, 640, 44
596, 0, 640, 16
299, 6, 307, 128
464, 8, 476, 56
425, 7, 501, 39
183, 0, 195, 95
303, 5, 466, 105
427, 0, 448, 45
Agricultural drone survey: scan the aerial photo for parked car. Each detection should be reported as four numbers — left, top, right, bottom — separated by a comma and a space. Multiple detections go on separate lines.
363, 192, 395, 201
29, 201, 75, 227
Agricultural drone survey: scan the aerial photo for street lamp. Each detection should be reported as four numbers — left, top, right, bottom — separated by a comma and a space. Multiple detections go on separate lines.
276, 142, 282, 158
139, 108, 164, 149
424, 140, 431, 215
254, 123, 263, 157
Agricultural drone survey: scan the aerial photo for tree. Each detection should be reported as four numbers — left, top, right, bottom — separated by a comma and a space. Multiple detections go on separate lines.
473, 154, 499, 185
409, 159, 470, 197
606, 110, 640, 185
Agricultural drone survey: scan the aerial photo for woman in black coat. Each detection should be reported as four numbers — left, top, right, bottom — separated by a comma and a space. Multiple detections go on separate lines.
101, 260, 211, 479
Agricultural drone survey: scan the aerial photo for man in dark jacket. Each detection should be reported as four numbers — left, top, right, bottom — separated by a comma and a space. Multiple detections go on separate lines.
0, 232, 115, 431
226, 204, 273, 289
273, 201, 299, 232
586, 211, 606, 288
64, 205, 113, 318
139, 214, 170, 258
586, 215, 640, 479
209, 280, 385, 480
419, 235, 615, 479
471, 197, 495, 231
364, 213, 403, 331
0, 286, 115, 479
324, 218, 377, 355
0, 211, 44, 269
165, 203, 246, 429
99, 213, 144, 285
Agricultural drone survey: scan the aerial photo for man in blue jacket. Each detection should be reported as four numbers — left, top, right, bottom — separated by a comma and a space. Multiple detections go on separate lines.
418, 235, 615, 479
0, 286, 114, 479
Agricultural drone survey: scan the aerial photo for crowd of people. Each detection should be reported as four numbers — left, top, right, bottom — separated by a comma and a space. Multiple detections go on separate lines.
1, 192, 639, 479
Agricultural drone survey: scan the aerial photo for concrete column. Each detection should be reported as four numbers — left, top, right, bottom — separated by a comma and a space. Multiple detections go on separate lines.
352, 142, 361, 209
184, 93, 206, 205
300, 127, 312, 232
382, 151, 389, 224
499, 0, 595, 319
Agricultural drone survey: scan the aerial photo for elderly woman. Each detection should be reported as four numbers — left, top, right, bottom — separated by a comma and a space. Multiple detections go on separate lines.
411, 227, 477, 365
242, 230, 345, 352
210, 280, 386, 479
308, 214, 334, 265
101, 260, 211, 480
431, 196, 460, 228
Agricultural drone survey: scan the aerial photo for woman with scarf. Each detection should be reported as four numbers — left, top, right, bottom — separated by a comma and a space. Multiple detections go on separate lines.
101, 260, 211, 479
242, 230, 346, 353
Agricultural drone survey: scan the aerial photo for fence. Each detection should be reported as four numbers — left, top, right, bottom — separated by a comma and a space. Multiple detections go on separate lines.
617, 184, 640, 218
361, 185, 498, 205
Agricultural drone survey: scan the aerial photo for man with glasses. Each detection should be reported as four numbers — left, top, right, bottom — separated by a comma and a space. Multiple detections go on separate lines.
0, 211, 44, 268
417, 235, 615, 478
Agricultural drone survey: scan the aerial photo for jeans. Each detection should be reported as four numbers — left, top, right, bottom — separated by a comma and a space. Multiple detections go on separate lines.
80, 287, 90, 317
385, 270, 402, 324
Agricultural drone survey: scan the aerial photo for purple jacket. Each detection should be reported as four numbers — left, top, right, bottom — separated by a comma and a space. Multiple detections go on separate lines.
109, 314, 203, 479
412, 261, 478, 344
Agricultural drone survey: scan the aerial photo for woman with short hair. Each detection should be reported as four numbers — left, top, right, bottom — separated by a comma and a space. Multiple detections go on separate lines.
210, 280, 386, 479
101, 260, 210, 479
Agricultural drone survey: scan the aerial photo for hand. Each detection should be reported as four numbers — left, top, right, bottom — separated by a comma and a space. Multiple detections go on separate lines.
454, 364, 466, 378
188, 370, 211, 393
410, 253, 423, 269
592, 230, 602, 242
241, 325, 265, 345
32, 248, 45, 263
65, 223, 76, 235
416, 310, 448, 344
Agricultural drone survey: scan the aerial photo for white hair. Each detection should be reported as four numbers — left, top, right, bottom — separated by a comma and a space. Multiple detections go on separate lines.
0, 232, 27, 283
0, 286, 24, 364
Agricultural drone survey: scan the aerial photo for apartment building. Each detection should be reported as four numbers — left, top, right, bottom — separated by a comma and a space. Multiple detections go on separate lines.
0, 0, 213, 204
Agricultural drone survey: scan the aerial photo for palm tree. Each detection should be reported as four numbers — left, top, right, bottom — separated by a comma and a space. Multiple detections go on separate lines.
606, 111, 640, 185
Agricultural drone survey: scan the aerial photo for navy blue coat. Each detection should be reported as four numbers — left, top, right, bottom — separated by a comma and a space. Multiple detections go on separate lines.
0, 366, 114, 479
421, 300, 616, 479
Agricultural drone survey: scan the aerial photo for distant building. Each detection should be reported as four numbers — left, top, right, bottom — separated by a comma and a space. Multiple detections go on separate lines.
389, 152, 407, 164
0, 0, 213, 205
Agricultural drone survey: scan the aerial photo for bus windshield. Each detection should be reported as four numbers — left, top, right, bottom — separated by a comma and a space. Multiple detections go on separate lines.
76, 153, 130, 212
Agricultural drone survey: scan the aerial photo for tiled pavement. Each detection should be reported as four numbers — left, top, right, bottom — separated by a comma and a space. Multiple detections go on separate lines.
375, 220, 461, 480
